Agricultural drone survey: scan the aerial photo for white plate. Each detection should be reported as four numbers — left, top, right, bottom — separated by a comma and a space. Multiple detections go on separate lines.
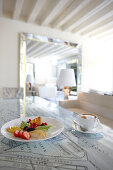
1, 116, 64, 142
73, 121, 103, 134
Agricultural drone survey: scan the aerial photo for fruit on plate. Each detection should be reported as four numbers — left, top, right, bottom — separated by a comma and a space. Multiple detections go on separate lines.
14, 130, 31, 140
18, 130, 23, 137
20, 121, 29, 130
30, 129, 46, 139
7, 116, 52, 140
20, 117, 50, 132
7, 126, 21, 133
30, 116, 42, 125
14, 130, 20, 137
22, 131, 31, 140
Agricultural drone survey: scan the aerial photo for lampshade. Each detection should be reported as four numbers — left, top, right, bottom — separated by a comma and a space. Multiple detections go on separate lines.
58, 69, 76, 88
26, 74, 34, 83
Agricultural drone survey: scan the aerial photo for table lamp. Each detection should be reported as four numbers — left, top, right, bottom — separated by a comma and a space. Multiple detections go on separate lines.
26, 74, 34, 91
58, 69, 76, 99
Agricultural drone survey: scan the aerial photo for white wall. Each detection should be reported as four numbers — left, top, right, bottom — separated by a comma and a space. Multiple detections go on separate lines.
0, 17, 82, 88
82, 37, 113, 93
35, 58, 57, 86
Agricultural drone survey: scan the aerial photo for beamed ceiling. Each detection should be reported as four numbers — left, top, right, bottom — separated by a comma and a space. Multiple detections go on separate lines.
26, 39, 79, 61
1, 0, 113, 38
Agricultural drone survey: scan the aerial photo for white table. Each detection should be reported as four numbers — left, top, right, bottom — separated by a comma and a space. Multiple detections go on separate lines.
0, 97, 113, 170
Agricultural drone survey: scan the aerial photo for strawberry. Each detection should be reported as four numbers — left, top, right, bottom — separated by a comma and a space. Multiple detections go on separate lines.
14, 130, 19, 137
30, 123, 33, 128
35, 124, 38, 127
22, 131, 30, 140
33, 122, 37, 128
18, 130, 23, 137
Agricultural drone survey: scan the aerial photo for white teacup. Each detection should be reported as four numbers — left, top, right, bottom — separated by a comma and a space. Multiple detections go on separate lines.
78, 113, 100, 131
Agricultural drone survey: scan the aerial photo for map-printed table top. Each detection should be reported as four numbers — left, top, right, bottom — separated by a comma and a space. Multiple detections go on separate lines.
0, 97, 113, 170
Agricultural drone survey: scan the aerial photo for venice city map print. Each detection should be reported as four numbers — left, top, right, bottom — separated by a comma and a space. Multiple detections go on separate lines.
0, 99, 113, 170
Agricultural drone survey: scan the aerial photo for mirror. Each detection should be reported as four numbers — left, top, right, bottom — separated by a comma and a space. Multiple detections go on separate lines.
20, 33, 82, 104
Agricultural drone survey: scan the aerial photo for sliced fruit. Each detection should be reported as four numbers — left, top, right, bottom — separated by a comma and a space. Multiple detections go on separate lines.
30, 129, 46, 139
33, 122, 37, 128
7, 126, 21, 133
30, 117, 42, 126
22, 131, 31, 140
30, 123, 33, 128
18, 130, 23, 137
14, 130, 19, 137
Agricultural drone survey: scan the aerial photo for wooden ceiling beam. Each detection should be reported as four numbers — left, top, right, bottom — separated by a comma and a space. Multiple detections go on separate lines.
63, 0, 113, 31
27, 42, 39, 53
41, 0, 70, 26
81, 14, 113, 35
32, 44, 53, 56
72, 8, 113, 34
28, 43, 48, 57
88, 21, 113, 37
45, 46, 71, 56
50, 47, 77, 57
28, 0, 46, 23
13, 0, 24, 19
33, 44, 56, 56
33, 45, 65, 58
52, 0, 91, 28
92, 28, 113, 39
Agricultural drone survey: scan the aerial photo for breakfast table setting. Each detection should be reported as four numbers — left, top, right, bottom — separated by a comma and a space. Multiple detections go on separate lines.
0, 96, 113, 170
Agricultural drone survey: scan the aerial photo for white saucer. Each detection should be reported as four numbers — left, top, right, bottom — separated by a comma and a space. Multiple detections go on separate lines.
73, 121, 103, 134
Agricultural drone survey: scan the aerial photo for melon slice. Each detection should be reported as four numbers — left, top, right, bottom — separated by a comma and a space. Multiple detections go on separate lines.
30, 129, 46, 139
